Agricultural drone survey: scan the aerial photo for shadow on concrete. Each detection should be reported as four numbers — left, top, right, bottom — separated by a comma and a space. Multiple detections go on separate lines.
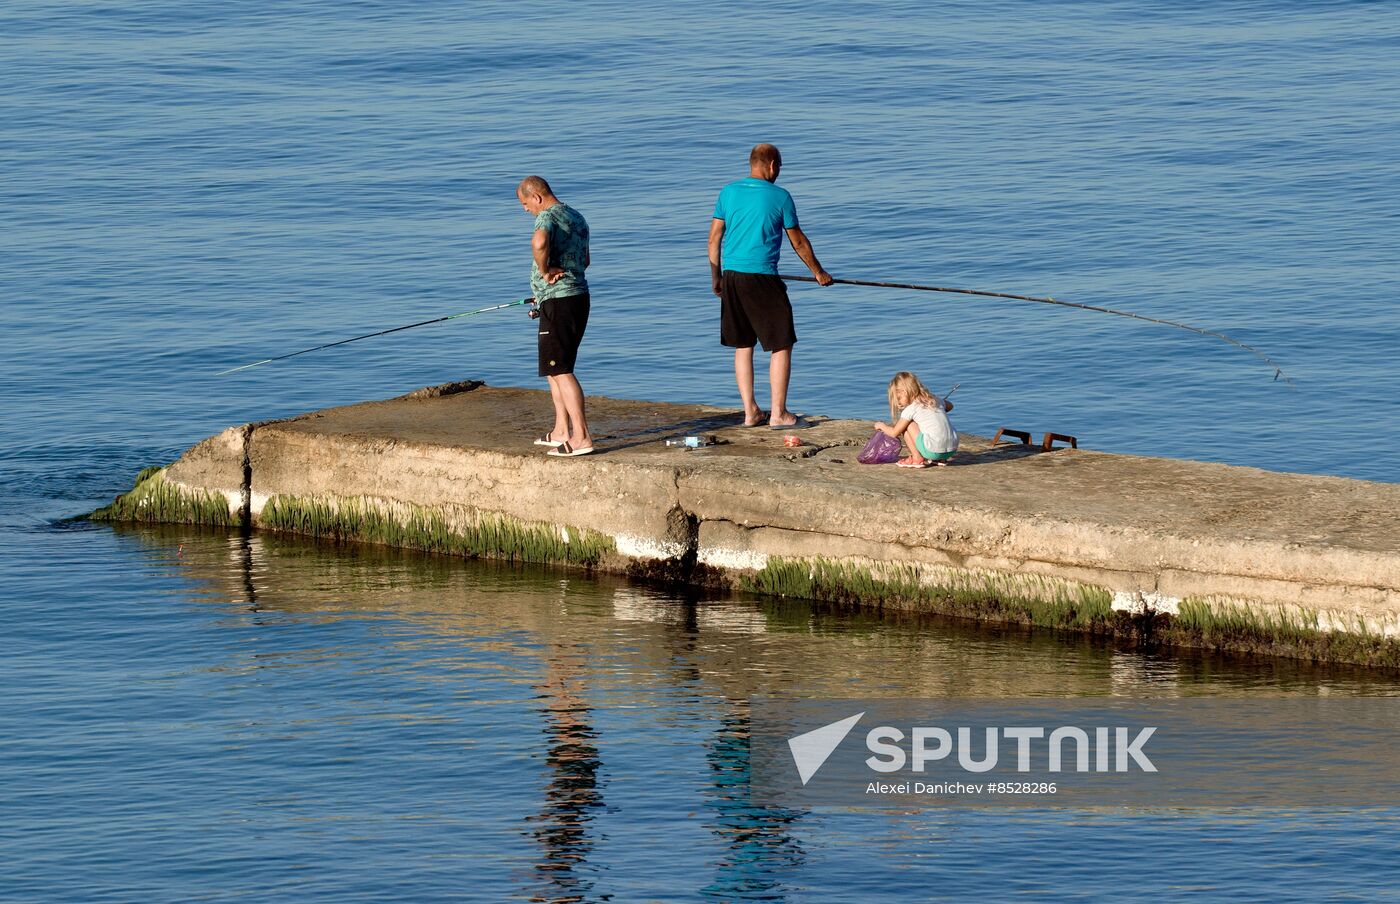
954, 442, 1050, 466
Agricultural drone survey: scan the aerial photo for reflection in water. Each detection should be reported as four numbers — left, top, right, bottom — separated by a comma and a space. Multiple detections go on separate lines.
526, 645, 606, 904
132, 523, 1400, 699
702, 705, 805, 902
96, 524, 1400, 900
635, 589, 806, 900
236, 531, 261, 612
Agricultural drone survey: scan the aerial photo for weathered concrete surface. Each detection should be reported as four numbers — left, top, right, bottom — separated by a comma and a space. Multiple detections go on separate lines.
129, 381, 1400, 662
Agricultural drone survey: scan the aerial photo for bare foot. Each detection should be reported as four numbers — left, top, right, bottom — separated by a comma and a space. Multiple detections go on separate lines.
742, 409, 768, 427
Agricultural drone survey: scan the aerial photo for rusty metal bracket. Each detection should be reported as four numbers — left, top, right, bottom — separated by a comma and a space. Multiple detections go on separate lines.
1042, 432, 1078, 451
991, 428, 1033, 446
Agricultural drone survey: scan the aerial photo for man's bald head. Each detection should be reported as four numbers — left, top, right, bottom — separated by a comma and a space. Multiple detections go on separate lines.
516, 175, 558, 214
749, 144, 782, 168
748, 144, 782, 182
517, 175, 553, 199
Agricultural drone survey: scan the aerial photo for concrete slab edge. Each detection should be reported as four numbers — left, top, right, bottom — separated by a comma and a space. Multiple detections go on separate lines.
87, 460, 1400, 669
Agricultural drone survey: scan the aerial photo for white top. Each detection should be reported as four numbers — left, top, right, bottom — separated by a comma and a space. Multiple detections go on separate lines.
900, 397, 958, 454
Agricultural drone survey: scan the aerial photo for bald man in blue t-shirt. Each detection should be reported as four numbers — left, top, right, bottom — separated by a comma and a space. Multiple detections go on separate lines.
708, 144, 833, 429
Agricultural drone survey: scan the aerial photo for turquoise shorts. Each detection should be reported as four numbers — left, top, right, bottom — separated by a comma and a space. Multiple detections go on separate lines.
915, 433, 955, 461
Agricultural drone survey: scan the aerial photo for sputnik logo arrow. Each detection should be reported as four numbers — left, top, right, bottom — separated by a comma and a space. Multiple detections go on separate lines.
787, 712, 865, 785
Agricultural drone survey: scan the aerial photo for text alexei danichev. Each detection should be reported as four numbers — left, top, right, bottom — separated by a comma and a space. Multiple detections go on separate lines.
866, 781, 1059, 796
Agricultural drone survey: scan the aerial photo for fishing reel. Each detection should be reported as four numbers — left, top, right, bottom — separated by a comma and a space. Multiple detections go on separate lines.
527, 299, 540, 319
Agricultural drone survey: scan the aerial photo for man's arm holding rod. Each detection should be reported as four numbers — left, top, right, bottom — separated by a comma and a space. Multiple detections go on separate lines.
785, 227, 834, 286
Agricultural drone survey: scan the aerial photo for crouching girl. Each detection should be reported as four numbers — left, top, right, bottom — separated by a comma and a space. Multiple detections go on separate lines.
874, 371, 958, 468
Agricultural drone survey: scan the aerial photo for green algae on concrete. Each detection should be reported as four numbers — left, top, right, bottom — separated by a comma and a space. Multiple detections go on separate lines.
1165, 597, 1400, 669
259, 494, 615, 567
90, 466, 233, 527
742, 557, 1400, 667
741, 555, 1117, 632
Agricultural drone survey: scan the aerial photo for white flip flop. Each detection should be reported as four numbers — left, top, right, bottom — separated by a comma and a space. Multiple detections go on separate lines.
547, 441, 595, 457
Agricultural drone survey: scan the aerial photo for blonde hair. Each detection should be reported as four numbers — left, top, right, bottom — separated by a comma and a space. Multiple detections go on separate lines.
888, 371, 934, 420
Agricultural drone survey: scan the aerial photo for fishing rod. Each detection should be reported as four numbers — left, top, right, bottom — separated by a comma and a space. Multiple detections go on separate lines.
215, 297, 533, 375
781, 274, 1293, 385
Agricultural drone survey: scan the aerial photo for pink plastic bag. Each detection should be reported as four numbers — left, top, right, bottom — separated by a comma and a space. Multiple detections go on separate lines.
858, 430, 902, 464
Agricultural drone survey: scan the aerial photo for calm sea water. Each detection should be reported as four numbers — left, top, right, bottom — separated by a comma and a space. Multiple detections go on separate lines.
4, 0, 1400, 900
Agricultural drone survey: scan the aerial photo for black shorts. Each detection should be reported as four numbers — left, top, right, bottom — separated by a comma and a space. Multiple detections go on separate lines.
720, 271, 796, 351
537, 292, 589, 377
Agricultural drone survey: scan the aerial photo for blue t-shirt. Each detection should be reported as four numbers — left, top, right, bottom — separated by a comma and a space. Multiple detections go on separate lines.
712, 177, 799, 275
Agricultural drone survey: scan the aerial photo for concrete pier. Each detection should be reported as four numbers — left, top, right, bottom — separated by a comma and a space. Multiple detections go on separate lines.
94, 381, 1400, 666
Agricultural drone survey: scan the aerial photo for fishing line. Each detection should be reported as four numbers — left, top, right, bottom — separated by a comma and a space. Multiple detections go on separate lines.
215, 298, 533, 376
781, 274, 1293, 385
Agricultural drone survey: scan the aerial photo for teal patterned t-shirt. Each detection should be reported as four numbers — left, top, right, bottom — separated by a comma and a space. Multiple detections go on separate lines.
530, 203, 589, 302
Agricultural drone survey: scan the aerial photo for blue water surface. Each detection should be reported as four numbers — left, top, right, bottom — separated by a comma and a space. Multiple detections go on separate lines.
4, 1, 1400, 900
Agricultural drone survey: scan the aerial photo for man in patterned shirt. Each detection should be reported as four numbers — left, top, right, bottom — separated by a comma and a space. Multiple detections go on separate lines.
518, 175, 594, 457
